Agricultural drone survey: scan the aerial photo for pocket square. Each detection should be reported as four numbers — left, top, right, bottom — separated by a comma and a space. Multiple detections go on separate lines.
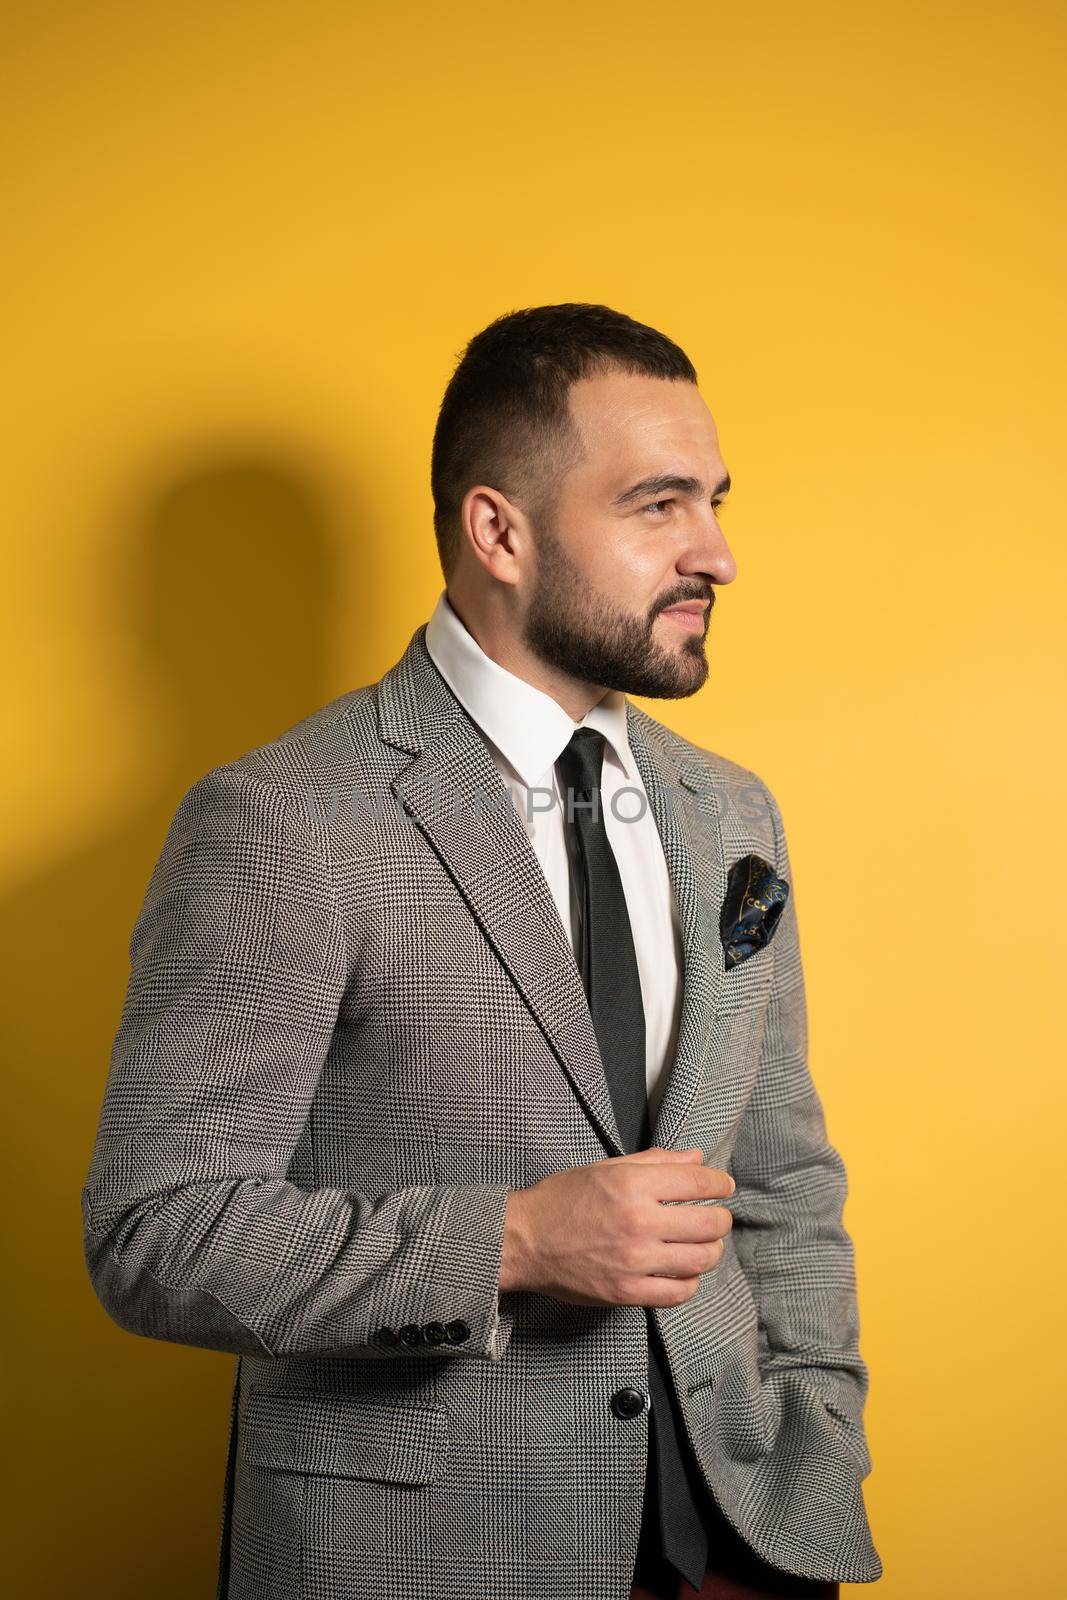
720, 854, 790, 970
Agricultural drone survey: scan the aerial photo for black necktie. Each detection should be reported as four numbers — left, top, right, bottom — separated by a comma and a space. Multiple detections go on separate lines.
554, 728, 710, 1593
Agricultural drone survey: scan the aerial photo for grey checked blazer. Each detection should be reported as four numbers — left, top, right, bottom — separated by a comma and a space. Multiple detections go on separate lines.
82, 621, 882, 1598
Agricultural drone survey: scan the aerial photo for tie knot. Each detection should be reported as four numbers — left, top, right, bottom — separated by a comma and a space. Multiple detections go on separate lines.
556, 726, 607, 798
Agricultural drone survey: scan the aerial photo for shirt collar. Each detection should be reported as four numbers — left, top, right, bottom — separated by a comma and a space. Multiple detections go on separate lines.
423, 588, 638, 790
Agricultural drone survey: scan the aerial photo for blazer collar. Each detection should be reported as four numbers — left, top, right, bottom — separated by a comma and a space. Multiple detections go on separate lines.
377, 621, 731, 1155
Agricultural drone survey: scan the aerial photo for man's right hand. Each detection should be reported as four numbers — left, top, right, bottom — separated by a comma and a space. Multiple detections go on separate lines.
498, 1147, 735, 1306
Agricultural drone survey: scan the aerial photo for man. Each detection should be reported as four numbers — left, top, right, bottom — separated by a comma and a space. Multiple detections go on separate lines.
82, 303, 881, 1600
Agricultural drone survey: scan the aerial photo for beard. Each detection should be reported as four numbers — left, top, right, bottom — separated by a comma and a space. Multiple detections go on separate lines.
521, 520, 712, 699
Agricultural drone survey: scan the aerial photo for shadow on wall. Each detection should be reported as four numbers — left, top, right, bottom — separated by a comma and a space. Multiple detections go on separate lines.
3, 453, 381, 1599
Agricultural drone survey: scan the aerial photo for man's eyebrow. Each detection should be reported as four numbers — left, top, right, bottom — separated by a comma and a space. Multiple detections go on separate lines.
611, 471, 731, 508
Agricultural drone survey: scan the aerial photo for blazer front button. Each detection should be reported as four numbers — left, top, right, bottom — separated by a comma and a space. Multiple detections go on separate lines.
611, 1387, 649, 1420
444, 1319, 471, 1344
398, 1323, 425, 1347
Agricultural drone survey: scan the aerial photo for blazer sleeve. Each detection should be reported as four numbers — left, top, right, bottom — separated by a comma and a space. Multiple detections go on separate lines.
726, 778, 873, 1476
81, 760, 514, 1363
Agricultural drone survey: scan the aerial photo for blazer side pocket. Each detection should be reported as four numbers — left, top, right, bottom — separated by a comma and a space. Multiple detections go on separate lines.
241, 1388, 450, 1485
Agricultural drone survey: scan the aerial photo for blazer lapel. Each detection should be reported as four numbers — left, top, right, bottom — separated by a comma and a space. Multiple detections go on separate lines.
378, 623, 731, 1157
624, 705, 728, 1151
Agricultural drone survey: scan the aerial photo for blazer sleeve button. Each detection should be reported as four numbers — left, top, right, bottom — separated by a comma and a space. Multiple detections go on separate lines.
443, 1319, 471, 1344
372, 1325, 400, 1348
422, 1321, 449, 1345
398, 1323, 425, 1347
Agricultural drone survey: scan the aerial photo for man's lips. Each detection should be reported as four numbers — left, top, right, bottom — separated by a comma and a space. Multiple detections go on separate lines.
658, 600, 709, 633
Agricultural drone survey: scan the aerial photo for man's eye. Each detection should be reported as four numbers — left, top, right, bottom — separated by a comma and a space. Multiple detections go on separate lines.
644, 499, 673, 516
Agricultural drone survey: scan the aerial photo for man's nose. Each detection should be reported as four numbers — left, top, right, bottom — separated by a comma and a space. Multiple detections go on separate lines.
678, 512, 737, 587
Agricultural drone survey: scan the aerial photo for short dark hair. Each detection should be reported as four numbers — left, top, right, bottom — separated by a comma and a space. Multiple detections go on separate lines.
430, 302, 698, 580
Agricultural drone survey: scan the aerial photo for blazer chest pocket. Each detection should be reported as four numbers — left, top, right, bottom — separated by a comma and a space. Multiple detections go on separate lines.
241, 1388, 451, 1485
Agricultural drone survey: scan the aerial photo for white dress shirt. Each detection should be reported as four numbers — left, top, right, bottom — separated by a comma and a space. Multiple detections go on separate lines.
424, 588, 683, 1132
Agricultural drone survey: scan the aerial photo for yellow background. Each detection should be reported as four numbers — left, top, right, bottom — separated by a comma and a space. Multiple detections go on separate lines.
3, 2, 1064, 1595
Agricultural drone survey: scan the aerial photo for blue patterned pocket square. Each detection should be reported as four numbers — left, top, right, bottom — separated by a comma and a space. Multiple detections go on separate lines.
720, 854, 790, 970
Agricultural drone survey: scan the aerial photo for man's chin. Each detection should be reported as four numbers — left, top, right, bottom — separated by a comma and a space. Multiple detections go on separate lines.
622, 647, 709, 700
656, 665, 710, 699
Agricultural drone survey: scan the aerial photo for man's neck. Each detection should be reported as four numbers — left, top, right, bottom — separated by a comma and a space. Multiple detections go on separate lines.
443, 588, 607, 723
